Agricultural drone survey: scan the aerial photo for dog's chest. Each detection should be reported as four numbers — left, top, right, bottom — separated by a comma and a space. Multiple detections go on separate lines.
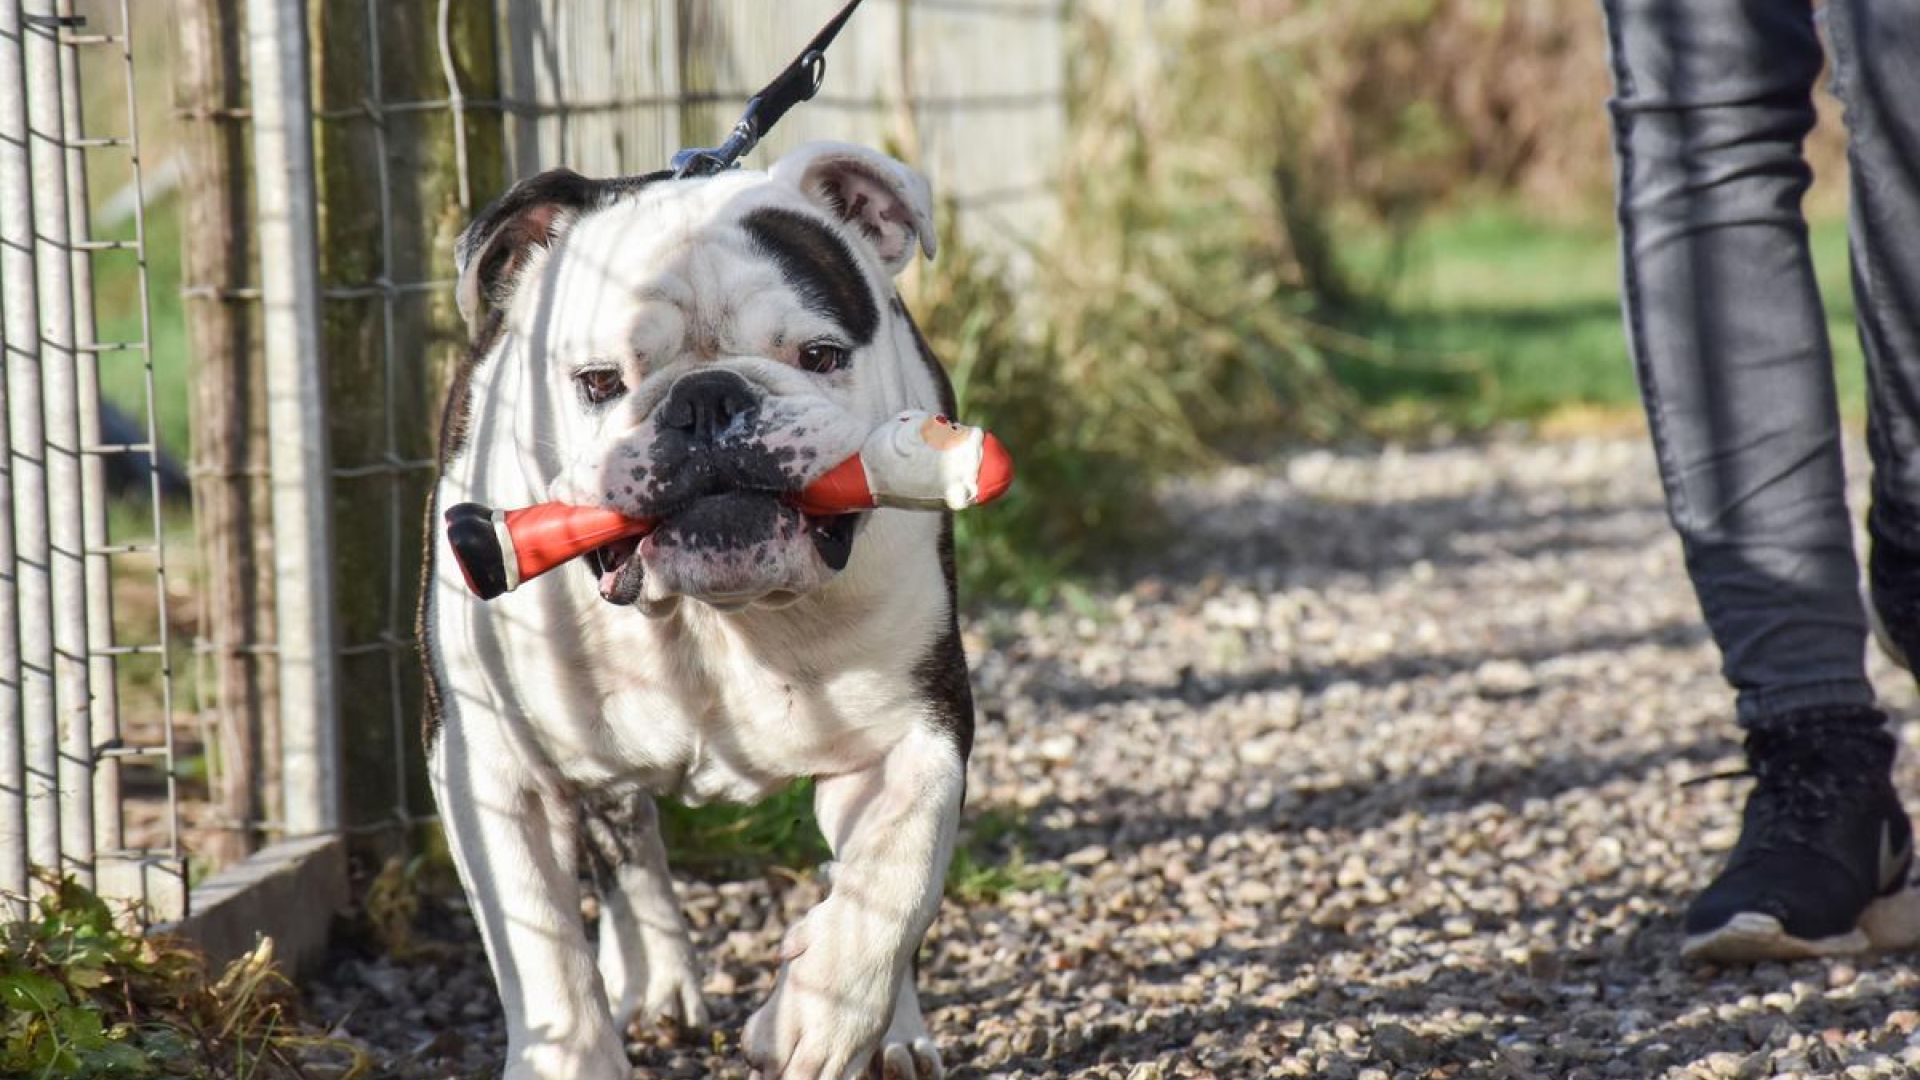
538, 601, 929, 805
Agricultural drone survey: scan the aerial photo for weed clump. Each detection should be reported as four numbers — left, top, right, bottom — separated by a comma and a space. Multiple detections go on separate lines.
0, 878, 356, 1079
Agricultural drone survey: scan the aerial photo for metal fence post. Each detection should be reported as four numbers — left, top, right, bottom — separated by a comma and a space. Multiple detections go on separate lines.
247, 0, 340, 836
2, 1, 61, 900
0, 6, 21, 919
54, 0, 121, 859
23, 0, 96, 889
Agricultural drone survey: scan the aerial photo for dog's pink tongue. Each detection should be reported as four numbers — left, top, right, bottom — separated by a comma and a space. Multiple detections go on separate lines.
596, 540, 643, 604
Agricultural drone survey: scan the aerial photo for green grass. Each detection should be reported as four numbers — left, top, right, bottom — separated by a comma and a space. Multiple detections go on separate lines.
945, 808, 1067, 904
91, 194, 190, 460
1334, 205, 1868, 428
658, 783, 829, 880
656, 786, 1066, 904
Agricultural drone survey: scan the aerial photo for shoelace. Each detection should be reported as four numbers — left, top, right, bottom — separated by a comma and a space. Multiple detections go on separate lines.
1683, 730, 1882, 852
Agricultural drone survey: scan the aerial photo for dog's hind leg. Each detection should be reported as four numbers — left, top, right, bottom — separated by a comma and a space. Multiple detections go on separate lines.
582, 792, 710, 1037
743, 725, 964, 1080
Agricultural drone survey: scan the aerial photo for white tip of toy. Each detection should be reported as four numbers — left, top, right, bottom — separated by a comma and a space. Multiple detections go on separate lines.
862, 411, 989, 510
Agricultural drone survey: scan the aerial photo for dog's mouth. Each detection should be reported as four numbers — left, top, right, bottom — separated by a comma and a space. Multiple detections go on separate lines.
591, 538, 646, 605
590, 494, 862, 606
804, 510, 859, 571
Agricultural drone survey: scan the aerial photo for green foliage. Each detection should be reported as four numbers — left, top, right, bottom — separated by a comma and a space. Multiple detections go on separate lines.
913, 5, 1382, 602
659, 782, 830, 879
653, 789, 1065, 905
0, 876, 360, 1080
89, 192, 189, 461
946, 809, 1066, 904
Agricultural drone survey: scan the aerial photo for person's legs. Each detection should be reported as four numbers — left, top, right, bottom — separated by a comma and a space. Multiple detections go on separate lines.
1829, 0, 1920, 669
1604, 0, 1873, 723
1602, 0, 1918, 961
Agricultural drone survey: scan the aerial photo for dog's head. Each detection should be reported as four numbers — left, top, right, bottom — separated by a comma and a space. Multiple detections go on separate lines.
453, 143, 941, 613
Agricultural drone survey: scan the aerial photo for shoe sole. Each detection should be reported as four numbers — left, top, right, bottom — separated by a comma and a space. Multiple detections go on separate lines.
1682, 886, 1920, 963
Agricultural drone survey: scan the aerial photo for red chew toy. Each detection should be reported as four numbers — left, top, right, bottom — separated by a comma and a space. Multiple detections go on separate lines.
444, 412, 1012, 600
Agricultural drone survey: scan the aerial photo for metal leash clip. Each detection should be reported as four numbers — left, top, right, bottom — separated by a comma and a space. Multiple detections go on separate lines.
670, 0, 860, 179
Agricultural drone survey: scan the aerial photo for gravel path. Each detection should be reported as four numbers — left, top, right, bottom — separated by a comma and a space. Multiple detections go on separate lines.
308, 436, 1920, 1079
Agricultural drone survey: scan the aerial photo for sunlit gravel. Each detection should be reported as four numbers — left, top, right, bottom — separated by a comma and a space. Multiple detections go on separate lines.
308, 436, 1920, 1079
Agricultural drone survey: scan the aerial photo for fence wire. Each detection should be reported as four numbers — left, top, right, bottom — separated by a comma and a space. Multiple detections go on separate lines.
0, 0, 183, 922
3, 0, 1065, 930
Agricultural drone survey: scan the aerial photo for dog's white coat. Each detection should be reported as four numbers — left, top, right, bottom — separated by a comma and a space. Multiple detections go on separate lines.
425, 144, 964, 1080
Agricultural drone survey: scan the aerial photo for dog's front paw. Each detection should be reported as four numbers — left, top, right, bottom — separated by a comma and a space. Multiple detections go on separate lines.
871, 987, 943, 1080
503, 1033, 630, 1080
741, 905, 897, 1079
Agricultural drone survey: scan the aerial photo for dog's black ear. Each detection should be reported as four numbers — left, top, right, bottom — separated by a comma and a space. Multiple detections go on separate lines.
770, 142, 936, 276
455, 169, 676, 335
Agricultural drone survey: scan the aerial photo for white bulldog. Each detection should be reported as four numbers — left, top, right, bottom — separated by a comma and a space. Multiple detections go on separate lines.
421, 142, 973, 1080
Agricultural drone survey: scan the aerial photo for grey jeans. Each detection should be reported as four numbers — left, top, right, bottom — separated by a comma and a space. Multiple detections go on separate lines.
1601, 0, 1920, 725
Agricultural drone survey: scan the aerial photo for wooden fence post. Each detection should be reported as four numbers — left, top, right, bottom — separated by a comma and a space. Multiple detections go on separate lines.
176, 0, 277, 866
308, 0, 506, 843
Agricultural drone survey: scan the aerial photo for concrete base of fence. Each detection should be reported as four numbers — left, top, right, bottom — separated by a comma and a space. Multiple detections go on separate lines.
164, 834, 347, 977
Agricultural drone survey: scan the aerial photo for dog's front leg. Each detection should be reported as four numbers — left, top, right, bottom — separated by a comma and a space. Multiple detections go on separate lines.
744, 725, 963, 1080
432, 730, 627, 1080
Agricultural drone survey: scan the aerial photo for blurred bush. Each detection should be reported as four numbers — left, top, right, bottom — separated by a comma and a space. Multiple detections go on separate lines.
1227, 0, 1615, 220
918, 0, 1556, 598
907, 0, 1860, 599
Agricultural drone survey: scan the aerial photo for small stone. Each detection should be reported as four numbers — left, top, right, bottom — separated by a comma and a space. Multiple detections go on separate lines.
1372, 1023, 1433, 1064
1037, 733, 1079, 762
1064, 844, 1109, 868
1699, 1052, 1742, 1078
1473, 659, 1538, 698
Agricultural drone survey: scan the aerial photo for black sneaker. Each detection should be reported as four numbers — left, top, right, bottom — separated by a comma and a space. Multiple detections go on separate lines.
1683, 708, 1920, 962
1869, 504, 1920, 672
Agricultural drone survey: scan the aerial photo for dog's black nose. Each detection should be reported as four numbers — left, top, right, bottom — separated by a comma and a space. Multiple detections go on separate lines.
660, 370, 759, 447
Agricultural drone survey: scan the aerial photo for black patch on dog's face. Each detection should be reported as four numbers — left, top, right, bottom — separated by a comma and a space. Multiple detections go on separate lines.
741, 209, 880, 348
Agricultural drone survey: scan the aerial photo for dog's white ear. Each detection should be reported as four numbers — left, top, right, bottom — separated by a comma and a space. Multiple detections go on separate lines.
771, 142, 936, 275
454, 169, 611, 334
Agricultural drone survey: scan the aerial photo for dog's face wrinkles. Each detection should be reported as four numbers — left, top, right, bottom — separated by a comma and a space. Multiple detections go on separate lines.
478, 151, 935, 611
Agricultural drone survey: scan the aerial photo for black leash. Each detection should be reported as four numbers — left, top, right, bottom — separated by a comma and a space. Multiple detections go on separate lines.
670, 0, 869, 178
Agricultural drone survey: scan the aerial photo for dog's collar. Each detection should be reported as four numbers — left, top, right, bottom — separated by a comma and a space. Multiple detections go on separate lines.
670, 0, 868, 179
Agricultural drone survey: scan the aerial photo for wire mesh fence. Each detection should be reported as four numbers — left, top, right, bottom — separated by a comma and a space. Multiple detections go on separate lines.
1, 0, 184, 923
2, 0, 1063, 939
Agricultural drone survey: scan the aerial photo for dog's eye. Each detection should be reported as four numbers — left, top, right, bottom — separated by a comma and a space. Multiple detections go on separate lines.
798, 341, 849, 374
574, 367, 627, 406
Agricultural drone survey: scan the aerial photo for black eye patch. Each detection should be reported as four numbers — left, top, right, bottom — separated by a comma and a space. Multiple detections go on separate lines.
741, 208, 880, 348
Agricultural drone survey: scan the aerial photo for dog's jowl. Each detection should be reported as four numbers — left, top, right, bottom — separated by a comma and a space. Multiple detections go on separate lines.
420, 143, 971, 1080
